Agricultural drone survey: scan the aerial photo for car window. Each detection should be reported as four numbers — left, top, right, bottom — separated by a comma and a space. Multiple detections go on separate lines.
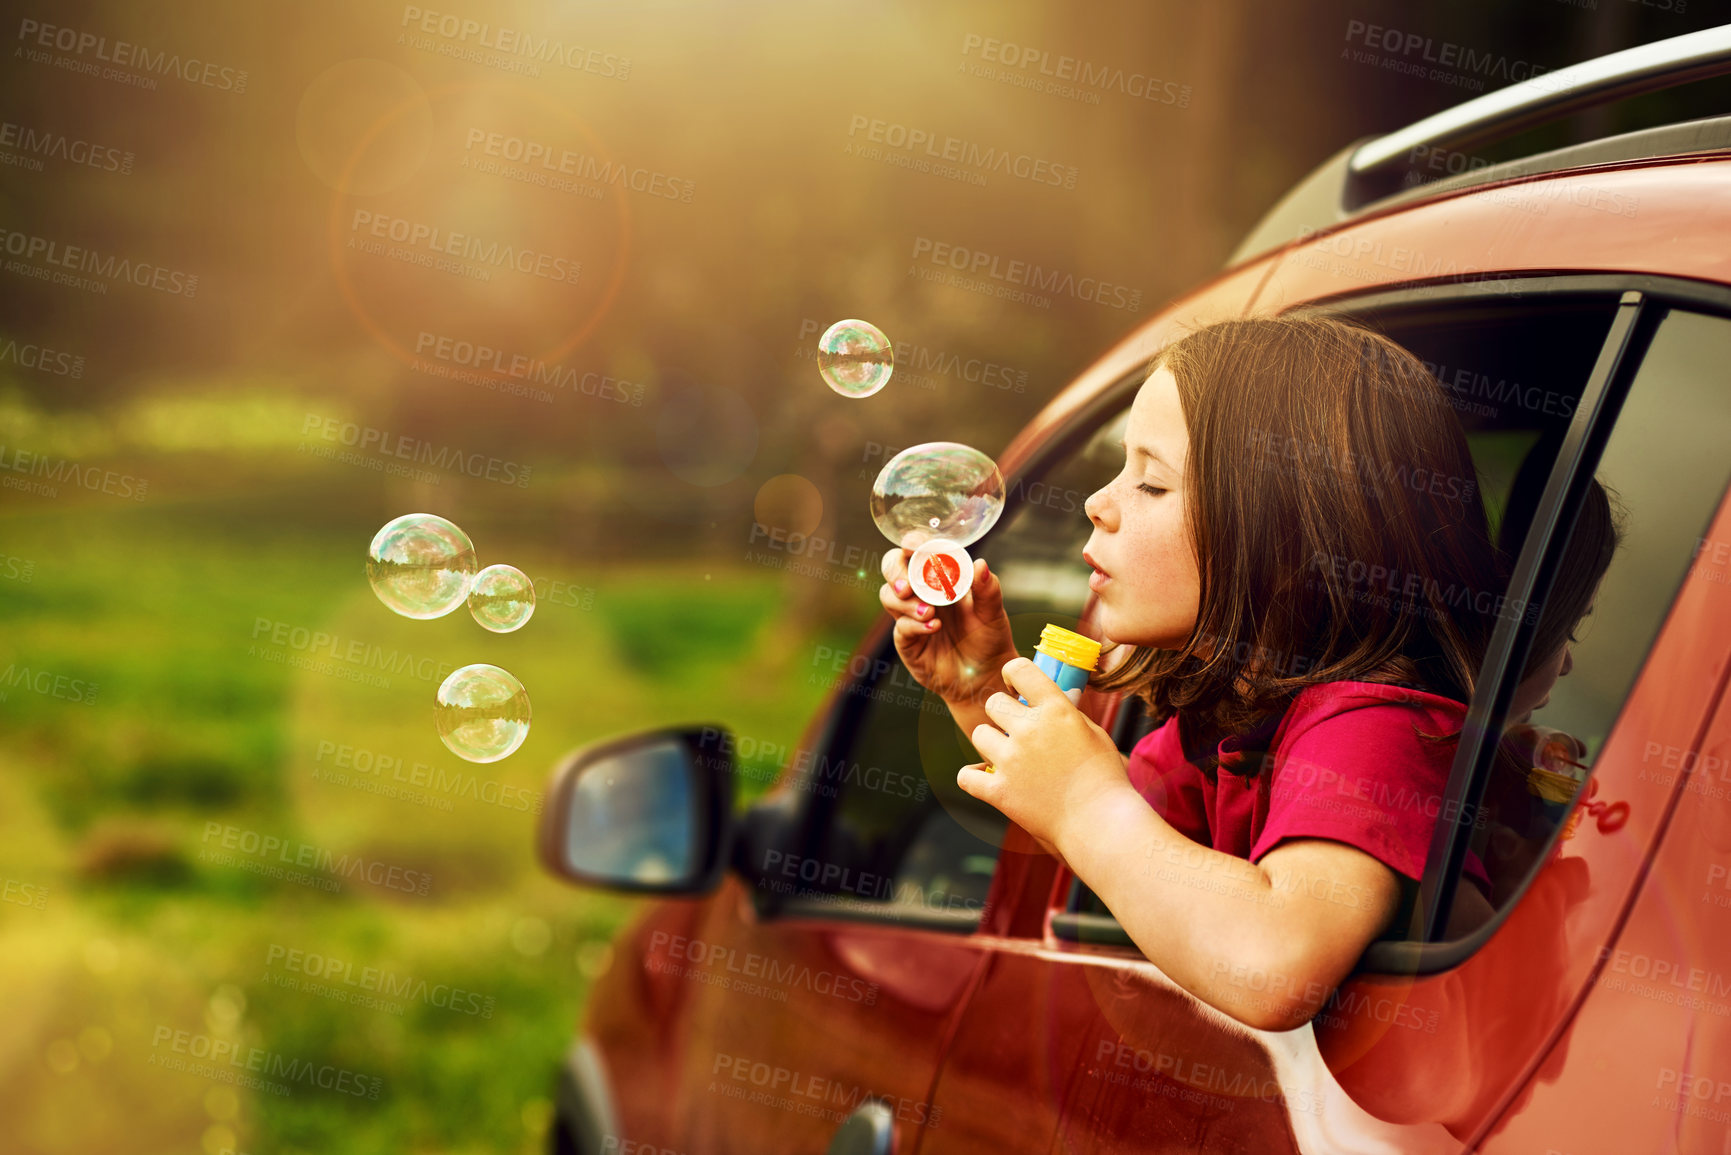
787, 400, 1133, 929
1456, 307, 1731, 925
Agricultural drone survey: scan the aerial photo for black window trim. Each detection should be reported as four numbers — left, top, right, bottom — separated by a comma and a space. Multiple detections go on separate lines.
1049, 272, 1731, 969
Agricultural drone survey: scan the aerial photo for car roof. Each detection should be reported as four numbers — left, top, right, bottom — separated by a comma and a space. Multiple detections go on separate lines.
1232, 24, 1731, 265
998, 27, 1731, 476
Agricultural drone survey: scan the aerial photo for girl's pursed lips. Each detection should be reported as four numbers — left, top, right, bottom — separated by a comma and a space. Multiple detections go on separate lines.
1085, 550, 1111, 593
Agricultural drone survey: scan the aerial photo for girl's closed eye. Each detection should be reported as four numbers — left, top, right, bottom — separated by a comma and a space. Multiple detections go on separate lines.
1137, 482, 1168, 497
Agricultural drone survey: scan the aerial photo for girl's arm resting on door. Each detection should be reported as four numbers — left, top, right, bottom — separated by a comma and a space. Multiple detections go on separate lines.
1054, 787, 1402, 1032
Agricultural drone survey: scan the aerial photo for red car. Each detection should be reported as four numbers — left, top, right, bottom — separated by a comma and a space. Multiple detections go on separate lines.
541, 26, 1731, 1155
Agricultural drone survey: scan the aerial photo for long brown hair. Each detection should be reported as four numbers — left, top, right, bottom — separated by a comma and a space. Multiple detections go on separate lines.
1093, 315, 1504, 773
1495, 453, 1623, 675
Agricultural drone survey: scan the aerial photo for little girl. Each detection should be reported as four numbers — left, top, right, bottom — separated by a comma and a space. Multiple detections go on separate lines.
879, 315, 1508, 1030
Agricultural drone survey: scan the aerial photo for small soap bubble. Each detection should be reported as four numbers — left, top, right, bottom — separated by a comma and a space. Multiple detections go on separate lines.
818, 319, 894, 398
436, 664, 532, 763
468, 563, 536, 633
870, 442, 1005, 550
368, 513, 478, 619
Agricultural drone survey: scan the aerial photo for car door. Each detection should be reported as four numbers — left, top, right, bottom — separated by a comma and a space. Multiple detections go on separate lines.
915, 282, 1731, 1155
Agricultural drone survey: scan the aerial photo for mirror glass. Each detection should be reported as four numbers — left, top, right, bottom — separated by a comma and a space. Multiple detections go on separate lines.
563, 738, 699, 886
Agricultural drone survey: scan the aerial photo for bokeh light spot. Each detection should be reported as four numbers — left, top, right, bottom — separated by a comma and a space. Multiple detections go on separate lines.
510, 916, 552, 956
45, 1040, 77, 1074
576, 941, 615, 979
204, 1086, 240, 1121
77, 1026, 113, 1063
753, 473, 824, 539
296, 59, 431, 195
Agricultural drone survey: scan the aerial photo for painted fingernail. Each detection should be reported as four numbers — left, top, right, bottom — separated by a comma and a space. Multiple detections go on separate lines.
915, 603, 930, 617
895, 580, 909, 596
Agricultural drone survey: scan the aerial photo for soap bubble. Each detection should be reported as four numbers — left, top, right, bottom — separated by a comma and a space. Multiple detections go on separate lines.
436, 664, 532, 763
468, 564, 536, 633
818, 320, 894, 398
367, 513, 478, 619
870, 442, 1005, 550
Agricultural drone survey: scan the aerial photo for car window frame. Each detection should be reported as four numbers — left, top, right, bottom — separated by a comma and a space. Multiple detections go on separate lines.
758, 369, 1152, 934
1042, 272, 1731, 972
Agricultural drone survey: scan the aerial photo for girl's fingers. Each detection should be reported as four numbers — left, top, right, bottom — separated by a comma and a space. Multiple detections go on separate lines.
969, 722, 1008, 764
956, 762, 998, 801
893, 614, 940, 641
879, 583, 917, 617
981, 690, 1029, 732
882, 584, 937, 625
880, 547, 911, 587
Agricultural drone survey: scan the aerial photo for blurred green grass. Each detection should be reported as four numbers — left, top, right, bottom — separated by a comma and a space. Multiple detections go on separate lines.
0, 495, 878, 1154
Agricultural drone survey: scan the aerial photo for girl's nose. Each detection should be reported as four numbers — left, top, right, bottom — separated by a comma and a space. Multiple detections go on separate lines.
1085, 485, 1113, 529
1560, 645, 1575, 678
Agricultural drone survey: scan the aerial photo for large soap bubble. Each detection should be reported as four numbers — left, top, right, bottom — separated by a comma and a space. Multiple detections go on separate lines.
818, 319, 894, 398
367, 513, 478, 619
468, 564, 536, 633
436, 664, 532, 763
870, 442, 1005, 551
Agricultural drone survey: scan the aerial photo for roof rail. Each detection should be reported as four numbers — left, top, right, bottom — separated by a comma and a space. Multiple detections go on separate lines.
1346, 23, 1731, 207
1227, 25, 1731, 266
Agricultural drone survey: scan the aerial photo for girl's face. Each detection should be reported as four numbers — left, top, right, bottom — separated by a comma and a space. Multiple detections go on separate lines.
1509, 605, 1589, 723
1082, 367, 1202, 649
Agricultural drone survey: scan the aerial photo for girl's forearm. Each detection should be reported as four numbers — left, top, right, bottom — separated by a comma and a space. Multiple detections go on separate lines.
1053, 784, 1313, 1029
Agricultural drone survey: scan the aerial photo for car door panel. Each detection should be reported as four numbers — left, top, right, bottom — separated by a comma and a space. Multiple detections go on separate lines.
1470, 490, 1731, 1154
916, 942, 1476, 1155
662, 874, 987, 1153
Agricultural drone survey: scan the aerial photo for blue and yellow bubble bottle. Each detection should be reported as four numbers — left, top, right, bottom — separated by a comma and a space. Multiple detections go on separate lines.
1022, 623, 1102, 706
983, 624, 1101, 773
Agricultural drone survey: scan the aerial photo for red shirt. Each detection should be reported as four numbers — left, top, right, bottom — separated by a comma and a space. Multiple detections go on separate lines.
1127, 681, 1474, 883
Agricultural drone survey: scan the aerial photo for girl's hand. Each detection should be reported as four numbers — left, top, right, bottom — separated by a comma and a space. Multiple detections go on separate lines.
956, 657, 1129, 850
878, 548, 1018, 708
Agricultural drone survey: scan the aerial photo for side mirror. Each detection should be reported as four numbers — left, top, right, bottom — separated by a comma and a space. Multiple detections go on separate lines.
537, 726, 735, 895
